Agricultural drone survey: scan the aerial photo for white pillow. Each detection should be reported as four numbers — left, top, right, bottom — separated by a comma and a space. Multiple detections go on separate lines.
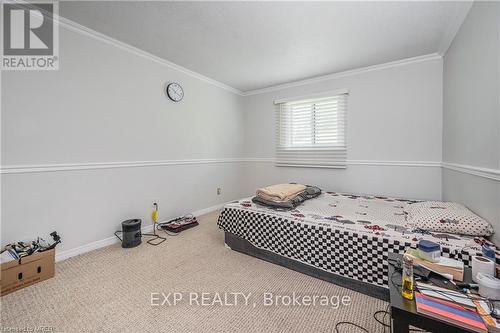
404, 201, 464, 215
404, 201, 494, 236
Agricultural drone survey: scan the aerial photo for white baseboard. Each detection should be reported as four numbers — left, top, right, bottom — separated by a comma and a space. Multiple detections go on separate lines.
55, 235, 117, 262
55, 224, 154, 262
191, 203, 225, 217
55, 204, 223, 262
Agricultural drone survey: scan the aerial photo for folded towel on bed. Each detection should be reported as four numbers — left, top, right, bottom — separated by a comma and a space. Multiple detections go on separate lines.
252, 195, 302, 209
252, 185, 322, 210
257, 191, 300, 203
256, 183, 306, 201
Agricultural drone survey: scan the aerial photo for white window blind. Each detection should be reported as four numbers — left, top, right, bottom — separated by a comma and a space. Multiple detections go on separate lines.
275, 91, 348, 168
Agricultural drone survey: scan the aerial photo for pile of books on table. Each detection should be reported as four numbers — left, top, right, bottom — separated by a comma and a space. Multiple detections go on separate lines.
403, 247, 500, 332
415, 282, 489, 333
412, 263, 500, 332
406, 248, 465, 281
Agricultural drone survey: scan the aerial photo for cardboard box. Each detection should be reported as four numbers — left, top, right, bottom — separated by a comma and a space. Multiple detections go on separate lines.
0, 248, 55, 296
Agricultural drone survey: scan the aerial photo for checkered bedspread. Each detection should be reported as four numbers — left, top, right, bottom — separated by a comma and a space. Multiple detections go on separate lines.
217, 192, 491, 288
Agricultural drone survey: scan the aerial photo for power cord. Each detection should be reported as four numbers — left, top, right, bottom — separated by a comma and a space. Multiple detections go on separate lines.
142, 230, 166, 246
334, 322, 369, 333
143, 203, 166, 245
335, 255, 500, 332
373, 304, 391, 333
334, 305, 425, 333
334, 258, 425, 333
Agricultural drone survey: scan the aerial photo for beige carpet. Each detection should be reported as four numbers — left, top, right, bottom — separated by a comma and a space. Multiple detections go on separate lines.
1, 211, 389, 332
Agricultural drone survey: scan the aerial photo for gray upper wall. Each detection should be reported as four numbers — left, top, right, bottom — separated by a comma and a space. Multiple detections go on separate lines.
1, 28, 245, 165
443, 1, 499, 169
242, 58, 444, 200
442, 1, 500, 243
1, 26, 247, 255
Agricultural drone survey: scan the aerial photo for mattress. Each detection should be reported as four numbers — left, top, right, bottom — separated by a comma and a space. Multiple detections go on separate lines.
217, 192, 492, 288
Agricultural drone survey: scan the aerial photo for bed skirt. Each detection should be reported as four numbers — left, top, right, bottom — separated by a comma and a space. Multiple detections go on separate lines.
224, 231, 389, 301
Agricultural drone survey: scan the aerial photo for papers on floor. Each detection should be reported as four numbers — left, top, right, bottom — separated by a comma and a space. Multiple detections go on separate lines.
0, 250, 17, 263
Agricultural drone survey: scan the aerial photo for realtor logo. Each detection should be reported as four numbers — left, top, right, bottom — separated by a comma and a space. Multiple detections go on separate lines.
1, 0, 59, 70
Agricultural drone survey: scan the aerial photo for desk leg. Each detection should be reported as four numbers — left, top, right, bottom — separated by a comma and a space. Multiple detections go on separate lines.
392, 317, 409, 333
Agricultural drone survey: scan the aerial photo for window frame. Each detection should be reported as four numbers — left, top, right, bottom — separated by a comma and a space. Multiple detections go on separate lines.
274, 89, 348, 168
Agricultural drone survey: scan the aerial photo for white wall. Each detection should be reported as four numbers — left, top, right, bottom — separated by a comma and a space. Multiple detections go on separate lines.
5, 5, 498, 258
243, 58, 444, 200
1, 25, 246, 255
442, 1, 500, 243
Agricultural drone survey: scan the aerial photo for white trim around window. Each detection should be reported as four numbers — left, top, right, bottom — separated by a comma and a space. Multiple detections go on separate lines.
275, 90, 348, 168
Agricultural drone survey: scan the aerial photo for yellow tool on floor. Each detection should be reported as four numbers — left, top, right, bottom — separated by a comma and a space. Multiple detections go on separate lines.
152, 203, 159, 224
143, 203, 166, 246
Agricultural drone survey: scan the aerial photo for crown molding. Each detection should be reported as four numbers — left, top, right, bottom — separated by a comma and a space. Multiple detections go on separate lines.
55, 12, 244, 95
437, 1, 473, 56
2, 0, 463, 97
61, 15, 440, 97
241, 53, 442, 96
22, 0, 445, 97
9, 0, 243, 94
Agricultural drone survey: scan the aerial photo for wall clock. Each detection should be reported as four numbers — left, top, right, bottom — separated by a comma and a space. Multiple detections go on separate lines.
166, 82, 184, 102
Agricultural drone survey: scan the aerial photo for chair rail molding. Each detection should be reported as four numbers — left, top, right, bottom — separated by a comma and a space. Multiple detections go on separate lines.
2, 158, 441, 174
3, 160, 498, 182
0, 158, 246, 174
442, 162, 500, 182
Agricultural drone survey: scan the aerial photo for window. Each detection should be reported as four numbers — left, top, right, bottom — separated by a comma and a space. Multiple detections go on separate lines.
275, 91, 348, 168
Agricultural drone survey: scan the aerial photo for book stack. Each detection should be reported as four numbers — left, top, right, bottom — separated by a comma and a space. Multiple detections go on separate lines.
474, 300, 500, 333
408, 248, 489, 332
406, 248, 465, 281
415, 291, 487, 332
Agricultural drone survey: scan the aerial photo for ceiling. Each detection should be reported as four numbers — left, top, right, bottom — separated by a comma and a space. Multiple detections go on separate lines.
60, 1, 471, 93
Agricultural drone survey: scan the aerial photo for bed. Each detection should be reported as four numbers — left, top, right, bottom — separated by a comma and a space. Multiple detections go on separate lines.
217, 191, 492, 300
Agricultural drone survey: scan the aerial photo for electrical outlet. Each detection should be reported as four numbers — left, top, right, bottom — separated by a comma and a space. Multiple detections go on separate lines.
217, 187, 222, 195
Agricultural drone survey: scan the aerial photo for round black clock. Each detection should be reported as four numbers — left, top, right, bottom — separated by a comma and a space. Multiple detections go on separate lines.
166, 82, 184, 102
